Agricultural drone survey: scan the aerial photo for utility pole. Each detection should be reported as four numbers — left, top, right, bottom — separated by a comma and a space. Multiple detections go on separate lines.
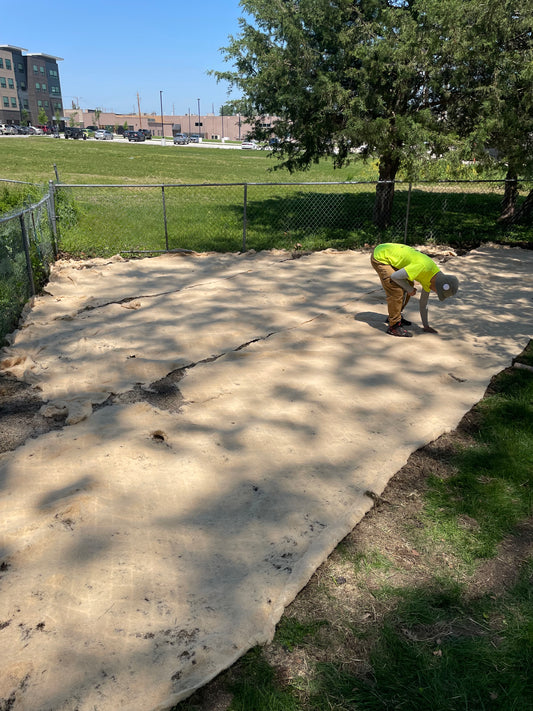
137, 92, 142, 129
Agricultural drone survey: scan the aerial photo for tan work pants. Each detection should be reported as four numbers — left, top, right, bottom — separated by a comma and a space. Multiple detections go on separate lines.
370, 254, 411, 327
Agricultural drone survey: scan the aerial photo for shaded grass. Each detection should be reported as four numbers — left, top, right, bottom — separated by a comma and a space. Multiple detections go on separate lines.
421, 369, 533, 563
55, 181, 531, 257
311, 566, 533, 711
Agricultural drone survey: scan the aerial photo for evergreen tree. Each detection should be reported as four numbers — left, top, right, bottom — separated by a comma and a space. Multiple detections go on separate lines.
215, 0, 532, 227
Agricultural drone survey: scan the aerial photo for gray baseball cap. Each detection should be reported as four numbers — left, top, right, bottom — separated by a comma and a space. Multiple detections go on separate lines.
434, 272, 459, 301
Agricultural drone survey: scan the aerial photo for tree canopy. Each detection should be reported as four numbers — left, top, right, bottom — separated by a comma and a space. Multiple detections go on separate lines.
215, 0, 532, 226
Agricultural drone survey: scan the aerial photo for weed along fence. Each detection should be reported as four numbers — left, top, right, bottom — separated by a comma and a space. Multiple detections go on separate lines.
53, 179, 532, 257
0, 181, 57, 342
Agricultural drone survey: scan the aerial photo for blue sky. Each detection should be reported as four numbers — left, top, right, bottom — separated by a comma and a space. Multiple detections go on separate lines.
3, 0, 247, 115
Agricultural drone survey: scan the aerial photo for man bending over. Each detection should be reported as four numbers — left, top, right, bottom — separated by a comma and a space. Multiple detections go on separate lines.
371, 243, 459, 337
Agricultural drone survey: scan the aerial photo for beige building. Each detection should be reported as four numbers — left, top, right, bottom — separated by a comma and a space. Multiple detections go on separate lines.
0, 44, 63, 126
64, 108, 276, 141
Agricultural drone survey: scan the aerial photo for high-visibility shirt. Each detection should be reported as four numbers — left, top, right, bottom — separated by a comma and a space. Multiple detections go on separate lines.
373, 243, 439, 292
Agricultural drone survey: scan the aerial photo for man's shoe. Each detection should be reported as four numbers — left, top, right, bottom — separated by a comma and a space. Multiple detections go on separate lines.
384, 316, 411, 327
387, 323, 413, 337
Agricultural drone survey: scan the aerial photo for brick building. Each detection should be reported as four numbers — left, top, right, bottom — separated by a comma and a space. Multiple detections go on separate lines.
64, 108, 276, 142
0, 45, 63, 126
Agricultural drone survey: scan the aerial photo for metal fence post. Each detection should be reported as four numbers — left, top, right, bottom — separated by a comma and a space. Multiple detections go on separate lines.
19, 214, 36, 296
403, 182, 412, 243
161, 186, 169, 251
47, 180, 59, 256
242, 183, 248, 251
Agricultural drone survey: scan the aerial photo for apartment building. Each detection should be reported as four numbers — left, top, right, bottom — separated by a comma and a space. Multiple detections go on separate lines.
0, 45, 63, 126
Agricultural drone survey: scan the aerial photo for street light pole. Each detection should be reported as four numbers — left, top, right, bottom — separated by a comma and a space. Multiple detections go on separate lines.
160, 90, 165, 145
197, 98, 201, 142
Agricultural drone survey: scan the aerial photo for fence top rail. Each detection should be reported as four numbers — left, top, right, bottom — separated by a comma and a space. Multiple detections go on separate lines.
55, 178, 531, 190
0, 193, 51, 225
0, 178, 36, 185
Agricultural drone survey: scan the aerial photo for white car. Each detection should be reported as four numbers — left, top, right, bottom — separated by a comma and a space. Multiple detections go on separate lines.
241, 140, 258, 150
95, 129, 113, 140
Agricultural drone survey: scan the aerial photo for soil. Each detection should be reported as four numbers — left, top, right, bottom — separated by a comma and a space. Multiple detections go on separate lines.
1, 365, 532, 711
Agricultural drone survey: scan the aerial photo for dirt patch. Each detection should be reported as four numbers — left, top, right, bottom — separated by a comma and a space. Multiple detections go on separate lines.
0, 375, 66, 452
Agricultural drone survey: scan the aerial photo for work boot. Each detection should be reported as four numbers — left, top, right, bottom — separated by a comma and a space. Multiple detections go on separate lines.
384, 316, 411, 326
387, 322, 413, 337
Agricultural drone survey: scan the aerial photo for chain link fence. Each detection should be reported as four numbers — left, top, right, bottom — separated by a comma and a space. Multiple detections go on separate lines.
0, 182, 57, 343
54, 179, 532, 257
1, 177, 530, 344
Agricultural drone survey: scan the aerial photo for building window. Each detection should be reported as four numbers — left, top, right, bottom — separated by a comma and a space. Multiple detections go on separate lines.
40, 66, 44, 73
41, 83, 47, 92
20, 81, 26, 90
5, 59, 11, 70
23, 99, 29, 108
49, 69, 58, 77
44, 101, 49, 108
10, 97, 17, 108
0, 78, 5, 88
8, 78, 14, 89
33, 64, 38, 73
0, 59, 3, 69
36, 82, 40, 90
18, 63, 23, 71
3, 97, 9, 107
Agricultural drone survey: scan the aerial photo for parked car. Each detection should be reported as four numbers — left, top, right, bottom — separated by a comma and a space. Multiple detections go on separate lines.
123, 130, 135, 140
128, 130, 146, 142
241, 140, 258, 150
85, 125, 99, 132
139, 129, 151, 140
94, 129, 113, 140
64, 127, 87, 140
189, 134, 200, 143
173, 133, 189, 145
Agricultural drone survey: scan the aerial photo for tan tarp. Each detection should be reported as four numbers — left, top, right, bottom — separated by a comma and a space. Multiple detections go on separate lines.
1, 245, 531, 710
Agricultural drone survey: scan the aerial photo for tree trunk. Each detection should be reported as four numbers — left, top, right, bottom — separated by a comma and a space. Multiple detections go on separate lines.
373, 155, 400, 229
507, 188, 533, 225
497, 168, 518, 223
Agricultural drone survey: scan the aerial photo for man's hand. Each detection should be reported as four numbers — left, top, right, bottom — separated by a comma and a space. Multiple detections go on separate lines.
408, 288, 417, 296
423, 325, 438, 334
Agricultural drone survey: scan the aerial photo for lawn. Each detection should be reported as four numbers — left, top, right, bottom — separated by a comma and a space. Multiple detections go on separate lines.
0, 136, 379, 185
1, 137, 529, 257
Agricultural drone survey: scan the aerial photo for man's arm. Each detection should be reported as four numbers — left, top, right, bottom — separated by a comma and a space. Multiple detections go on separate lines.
390, 268, 415, 294
419, 290, 438, 333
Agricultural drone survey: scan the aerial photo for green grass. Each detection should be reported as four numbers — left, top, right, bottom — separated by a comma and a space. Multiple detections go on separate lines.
311, 567, 533, 711
2, 137, 530, 257
421, 371, 533, 563
0, 137, 379, 185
